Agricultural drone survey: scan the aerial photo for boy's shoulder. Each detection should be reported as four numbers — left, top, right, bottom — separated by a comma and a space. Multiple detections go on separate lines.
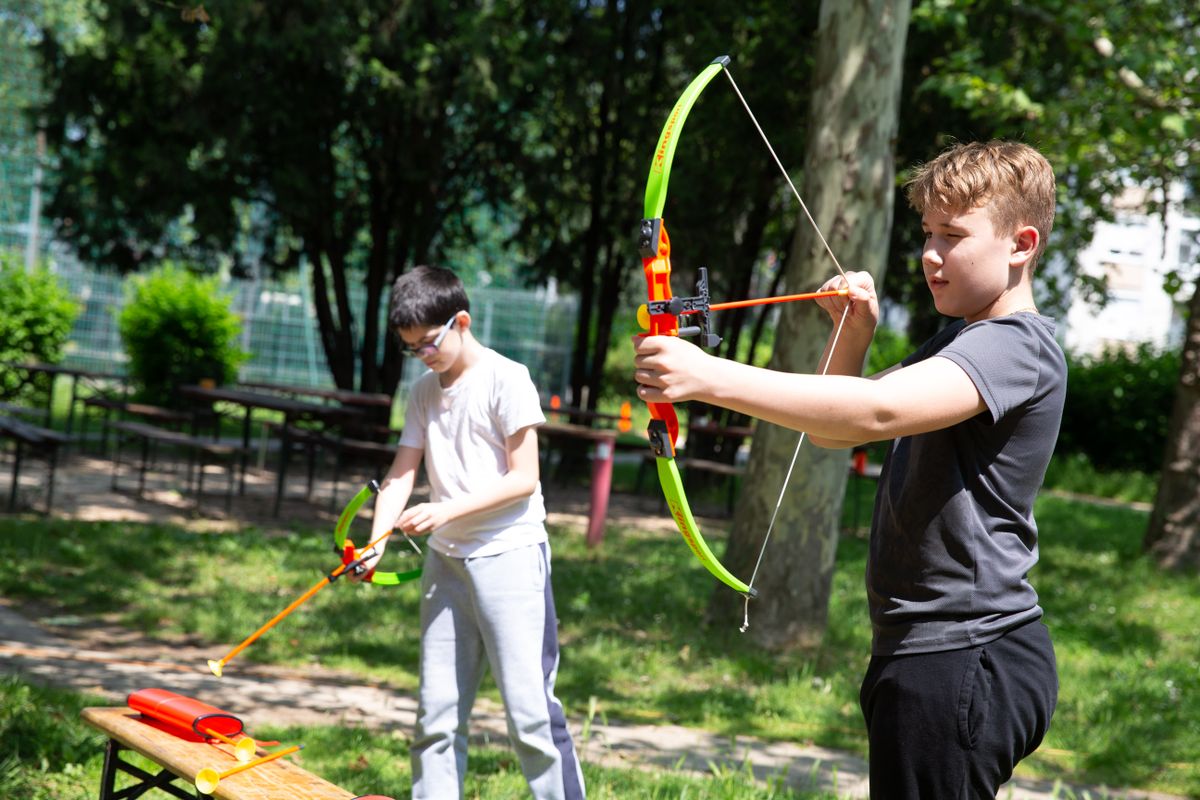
908, 314, 1066, 403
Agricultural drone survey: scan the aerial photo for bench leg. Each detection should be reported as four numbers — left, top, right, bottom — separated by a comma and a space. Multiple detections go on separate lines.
137, 437, 151, 497
273, 425, 292, 517
97, 738, 201, 800
111, 429, 123, 491
196, 452, 207, 507
9, 439, 23, 511
329, 440, 345, 511
100, 737, 120, 799
45, 443, 59, 513
225, 453, 236, 513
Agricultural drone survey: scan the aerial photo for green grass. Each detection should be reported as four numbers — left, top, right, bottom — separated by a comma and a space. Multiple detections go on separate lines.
1042, 451, 1159, 505
0, 678, 837, 799
0, 488, 1197, 796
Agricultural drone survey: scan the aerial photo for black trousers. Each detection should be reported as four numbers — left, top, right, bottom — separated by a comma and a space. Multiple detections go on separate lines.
859, 619, 1058, 799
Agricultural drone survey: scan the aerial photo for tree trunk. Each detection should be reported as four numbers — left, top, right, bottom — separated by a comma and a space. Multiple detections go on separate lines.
1144, 284, 1200, 570
709, 0, 911, 650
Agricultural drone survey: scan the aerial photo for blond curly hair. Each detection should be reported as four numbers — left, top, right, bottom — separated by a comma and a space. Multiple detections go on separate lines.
905, 141, 1056, 269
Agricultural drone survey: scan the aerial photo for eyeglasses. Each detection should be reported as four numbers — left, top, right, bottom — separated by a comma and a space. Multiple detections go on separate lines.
401, 313, 459, 358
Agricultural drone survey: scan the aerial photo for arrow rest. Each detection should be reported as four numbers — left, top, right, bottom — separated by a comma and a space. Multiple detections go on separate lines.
647, 267, 722, 348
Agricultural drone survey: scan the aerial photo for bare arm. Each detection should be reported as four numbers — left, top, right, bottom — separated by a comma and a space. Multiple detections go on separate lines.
394, 424, 541, 536
635, 338, 985, 445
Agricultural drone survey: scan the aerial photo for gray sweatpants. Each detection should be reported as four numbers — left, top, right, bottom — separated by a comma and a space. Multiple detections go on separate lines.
411, 542, 586, 800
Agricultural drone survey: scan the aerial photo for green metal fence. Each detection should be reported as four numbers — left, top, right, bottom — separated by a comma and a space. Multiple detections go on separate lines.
49, 255, 578, 398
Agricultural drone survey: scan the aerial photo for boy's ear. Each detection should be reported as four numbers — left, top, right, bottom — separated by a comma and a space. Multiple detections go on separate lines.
456, 310, 473, 331
1010, 225, 1040, 269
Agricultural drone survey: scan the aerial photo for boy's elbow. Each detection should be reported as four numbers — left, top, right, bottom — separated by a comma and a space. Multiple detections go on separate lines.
511, 469, 540, 498
809, 435, 854, 449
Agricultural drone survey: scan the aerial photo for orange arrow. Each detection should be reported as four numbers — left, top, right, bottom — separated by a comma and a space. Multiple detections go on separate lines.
206, 527, 397, 677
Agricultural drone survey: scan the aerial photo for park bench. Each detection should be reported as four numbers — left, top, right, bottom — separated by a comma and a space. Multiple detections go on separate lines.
110, 420, 246, 511
326, 425, 404, 508
81, 706, 355, 799
81, 396, 207, 454
0, 413, 71, 512
0, 400, 46, 421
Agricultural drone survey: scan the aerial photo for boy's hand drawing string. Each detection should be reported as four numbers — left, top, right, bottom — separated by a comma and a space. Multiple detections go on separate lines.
636, 56, 852, 631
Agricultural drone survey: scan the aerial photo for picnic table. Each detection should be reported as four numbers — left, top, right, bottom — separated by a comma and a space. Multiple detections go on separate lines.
178, 384, 362, 515
81, 706, 353, 799
1, 360, 125, 436
237, 380, 393, 411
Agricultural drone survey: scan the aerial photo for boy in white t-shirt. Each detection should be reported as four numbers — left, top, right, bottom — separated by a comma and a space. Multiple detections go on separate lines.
362, 265, 585, 800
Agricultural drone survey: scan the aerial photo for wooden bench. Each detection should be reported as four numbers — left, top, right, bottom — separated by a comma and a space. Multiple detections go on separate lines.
0, 414, 71, 512
327, 427, 404, 508
81, 397, 203, 454
111, 420, 246, 510
81, 706, 355, 799
0, 401, 46, 421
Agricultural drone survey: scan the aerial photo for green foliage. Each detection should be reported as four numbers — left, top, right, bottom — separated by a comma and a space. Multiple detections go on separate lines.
117, 263, 245, 407
0, 251, 79, 402
1057, 343, 1180, 473
600, 311, 641, 404
866, 325, 911, 376
1042, 452, 1158, 506
0, 677, 106, 800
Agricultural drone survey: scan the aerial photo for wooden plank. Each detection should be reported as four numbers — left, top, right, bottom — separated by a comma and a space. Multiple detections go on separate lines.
81, 707, 354, 800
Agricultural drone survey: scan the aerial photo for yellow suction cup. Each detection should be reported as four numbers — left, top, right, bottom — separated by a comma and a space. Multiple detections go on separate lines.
201, 725, 258, 763
234, 736, 257, 762
636, 303, 651, 331
194, 767, 221, 795
207, 659, 224, 678
193, 744, 302, 794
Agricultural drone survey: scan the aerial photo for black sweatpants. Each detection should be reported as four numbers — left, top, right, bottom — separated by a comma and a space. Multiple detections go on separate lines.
859, 619, 1057, 799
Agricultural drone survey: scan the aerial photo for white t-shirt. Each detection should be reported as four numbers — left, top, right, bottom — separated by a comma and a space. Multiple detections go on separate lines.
398, 348, 547, 558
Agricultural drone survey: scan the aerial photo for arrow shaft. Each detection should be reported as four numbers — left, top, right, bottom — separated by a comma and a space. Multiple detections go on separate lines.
212, 527, 397, 671
690, 288, 848, 314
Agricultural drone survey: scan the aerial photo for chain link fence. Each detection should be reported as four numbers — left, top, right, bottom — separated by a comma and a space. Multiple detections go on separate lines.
46, 253, 577, 399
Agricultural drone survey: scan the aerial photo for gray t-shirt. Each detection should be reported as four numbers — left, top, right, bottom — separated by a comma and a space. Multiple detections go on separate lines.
867, 313, 1066, 655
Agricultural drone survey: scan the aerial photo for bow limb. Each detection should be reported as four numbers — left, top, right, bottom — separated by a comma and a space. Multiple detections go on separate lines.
639, 56, 755, 598
334, 481, 423, 586
658, 457, 755, 595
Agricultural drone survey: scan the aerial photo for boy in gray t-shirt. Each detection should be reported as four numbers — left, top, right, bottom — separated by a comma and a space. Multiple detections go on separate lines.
362, 265, 586, 800
634, 141, 1064, 798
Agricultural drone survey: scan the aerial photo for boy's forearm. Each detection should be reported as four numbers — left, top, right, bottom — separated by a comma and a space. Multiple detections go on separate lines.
818, 325, 873, 378
372, 460, 418, 542
700, 358, 888, 443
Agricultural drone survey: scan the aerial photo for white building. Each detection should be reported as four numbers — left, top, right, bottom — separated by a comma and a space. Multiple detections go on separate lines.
1064, 184, 1197, 356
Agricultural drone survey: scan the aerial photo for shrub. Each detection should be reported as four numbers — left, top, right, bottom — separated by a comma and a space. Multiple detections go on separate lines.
1057, 343, 1180, 473
867, 324, 911, 375
0, 251, 80, 403
118, 263, 246, 408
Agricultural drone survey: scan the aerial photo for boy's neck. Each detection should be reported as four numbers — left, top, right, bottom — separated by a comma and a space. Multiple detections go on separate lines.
439, 331, 485, 387
969, 287, 1038, 323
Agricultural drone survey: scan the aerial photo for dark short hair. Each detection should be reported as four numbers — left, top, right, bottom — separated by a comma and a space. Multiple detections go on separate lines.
388, 265, 470, 330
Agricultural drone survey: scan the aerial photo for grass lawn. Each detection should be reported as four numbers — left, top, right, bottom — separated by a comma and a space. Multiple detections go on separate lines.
0, 482, 1197, 797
